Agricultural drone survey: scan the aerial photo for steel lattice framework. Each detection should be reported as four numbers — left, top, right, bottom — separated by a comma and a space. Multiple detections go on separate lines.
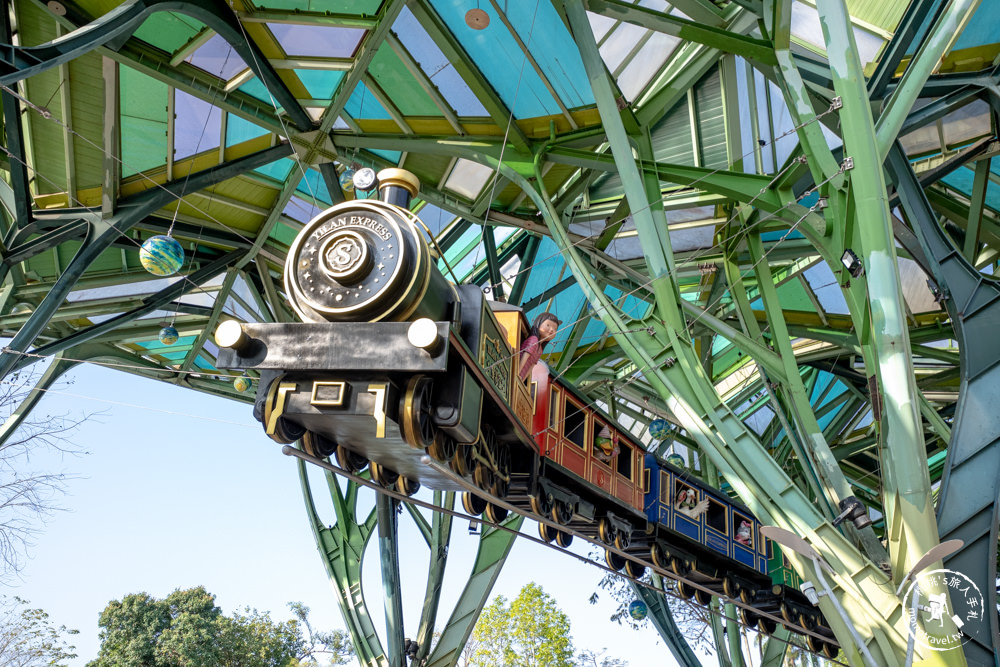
0, 0, 999, 665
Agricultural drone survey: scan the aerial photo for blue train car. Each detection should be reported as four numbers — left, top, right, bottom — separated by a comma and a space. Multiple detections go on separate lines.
643, 453, 769, 594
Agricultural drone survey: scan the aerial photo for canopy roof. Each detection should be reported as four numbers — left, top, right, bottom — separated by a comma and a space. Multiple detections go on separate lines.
2, 0, 999, 540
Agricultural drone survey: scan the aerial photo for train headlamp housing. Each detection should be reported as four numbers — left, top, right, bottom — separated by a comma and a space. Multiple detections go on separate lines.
352, 167, 378, 193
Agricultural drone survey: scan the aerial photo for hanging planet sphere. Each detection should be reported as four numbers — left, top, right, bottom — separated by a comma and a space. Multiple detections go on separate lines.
648, 419, 670, 440
339, 168, 356, 193
665, 454, 685, 469
234, 376, 252, 392
140, 235, 184, 276
158, 325, 179, 345
628, 600, 648, 620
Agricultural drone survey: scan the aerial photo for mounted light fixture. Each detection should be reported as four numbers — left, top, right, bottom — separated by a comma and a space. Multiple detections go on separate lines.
465, 7, 489, 29
841, 248, 864, 278
832, 495, 872, 530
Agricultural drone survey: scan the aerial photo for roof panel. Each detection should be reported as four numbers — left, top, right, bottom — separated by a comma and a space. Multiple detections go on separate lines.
267, 22, 366, 58
132, 12, 204, 53
368, 44, 442, 116
186, 33, 247, 81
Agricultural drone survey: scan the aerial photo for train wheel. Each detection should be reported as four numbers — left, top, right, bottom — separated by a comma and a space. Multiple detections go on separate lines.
613, 529, 631, 551
396, 476, 420, 497
780, 602, 796, 625
757, 616, 778, 636
555, 530, 573, 548
335, 447, 369, 474
669, 556, 690, 576
538, 522, 557, 543
821, 641, 839, 659
650, 543, 668, 570
693, 588, 712, 606
677, 581, 696, 600
473, 462, 493, 492
551, 500, 574, 526
262, 380, 305, 444
490, 443, 510, 498
530, 493, 553, 518
427, 431, 456, 463
484, 502, 508, 523
605, 549, 626, 571
598, 518, 613, 545
722, 577, 739, 600
739, 588, 754, 605
451, 443, 475, 477
806, 635, 825, 656
624, 560, 646, 579
302, 432, 337, 458
462, 492, 487, 516
798, 613, 817, 632
369, 461, 399, 488
738, 607, 758, 628
400, 376, 435, 449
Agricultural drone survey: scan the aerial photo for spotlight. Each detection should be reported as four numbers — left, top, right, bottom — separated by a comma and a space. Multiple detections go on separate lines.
352, 167, 378, 193
832, 495, 872, 530
841, 248, 864, 278
800, 581, 820, 605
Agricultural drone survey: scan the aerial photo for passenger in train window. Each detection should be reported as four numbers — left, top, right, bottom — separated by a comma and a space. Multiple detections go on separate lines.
675, 488, 709, 518
519, 312, 561, 380
594, 425, 619, 463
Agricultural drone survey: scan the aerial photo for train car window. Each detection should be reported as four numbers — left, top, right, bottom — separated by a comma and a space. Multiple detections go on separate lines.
659, 471, 671, 505
564, 398, 587, 449
673, 480, 699, 517
548, 387, 559, 430
643, 467, 650, 493
733, 511, 753, 549
765, 533, 773, 560
616, 442, 632, 480
706, 498, 728, 535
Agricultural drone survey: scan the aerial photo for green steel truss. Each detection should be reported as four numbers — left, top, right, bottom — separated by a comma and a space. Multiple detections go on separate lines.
2, 0, 1000, 664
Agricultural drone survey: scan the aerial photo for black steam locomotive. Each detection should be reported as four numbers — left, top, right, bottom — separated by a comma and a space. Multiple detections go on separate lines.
215, 168, 837, 656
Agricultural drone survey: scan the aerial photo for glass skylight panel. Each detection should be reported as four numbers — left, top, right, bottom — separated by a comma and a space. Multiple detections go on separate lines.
283, 195, 319, 223
443, 159, 494, 200
267, 23, 365, 58
392, 7, 488, 116
941, 99, 991, 147
414, 204, 459, 238
803, 261, 848, 314
617, 32, 680, 102
587, 11, 616, 43
599, 21, 647, 74
173, 91, 222, 159
668, 226, 714, 253
899, 258, 941, 313
790, 1, 825, 52
186, 33, 247, 80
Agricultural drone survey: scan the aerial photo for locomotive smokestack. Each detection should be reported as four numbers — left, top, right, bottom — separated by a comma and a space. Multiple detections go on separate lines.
377, 168, 420, 208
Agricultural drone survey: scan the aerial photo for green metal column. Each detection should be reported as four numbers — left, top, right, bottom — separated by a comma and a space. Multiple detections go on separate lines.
375, 494, 405, 667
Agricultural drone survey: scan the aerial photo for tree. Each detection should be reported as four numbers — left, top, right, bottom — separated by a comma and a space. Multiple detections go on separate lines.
89, 586, 353, 667
576, 648, 628, 667
465, 583, 575, 667
287, 602, 353, 666
0, 370, 90, 580
0, 595, 78, 666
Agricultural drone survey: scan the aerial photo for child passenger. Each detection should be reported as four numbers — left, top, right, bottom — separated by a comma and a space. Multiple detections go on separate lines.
519, 312, 561, 380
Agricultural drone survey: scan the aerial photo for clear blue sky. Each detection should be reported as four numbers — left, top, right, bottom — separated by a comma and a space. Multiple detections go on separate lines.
10, 362, 700, 665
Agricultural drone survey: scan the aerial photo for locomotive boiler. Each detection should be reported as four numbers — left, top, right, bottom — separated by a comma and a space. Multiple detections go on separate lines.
215, 168, 838, 656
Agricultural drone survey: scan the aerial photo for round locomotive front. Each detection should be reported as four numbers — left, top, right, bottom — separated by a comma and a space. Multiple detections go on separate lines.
284, 169, 454, 323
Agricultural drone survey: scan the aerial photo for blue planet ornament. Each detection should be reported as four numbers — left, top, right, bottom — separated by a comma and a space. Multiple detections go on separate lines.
140, 235, 184, 276
233, 376, 252, 392
339, 167, 356, 193
665, 453, 685, 469
648, 419, 670, 440
158, 325, 179, 345
628, 600, 648, 621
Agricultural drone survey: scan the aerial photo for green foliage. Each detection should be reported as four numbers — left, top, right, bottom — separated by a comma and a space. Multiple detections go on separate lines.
88, 587, 353, 667
465, 583, 575, 667
287, 602, 353, 666
0, 595, 78, 666
576, 648, 628, 667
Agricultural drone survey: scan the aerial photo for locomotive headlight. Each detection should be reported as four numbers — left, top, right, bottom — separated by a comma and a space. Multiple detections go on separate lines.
352, 167, 378, 193
215, 320, 250, 352
408, 318, 440, 353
